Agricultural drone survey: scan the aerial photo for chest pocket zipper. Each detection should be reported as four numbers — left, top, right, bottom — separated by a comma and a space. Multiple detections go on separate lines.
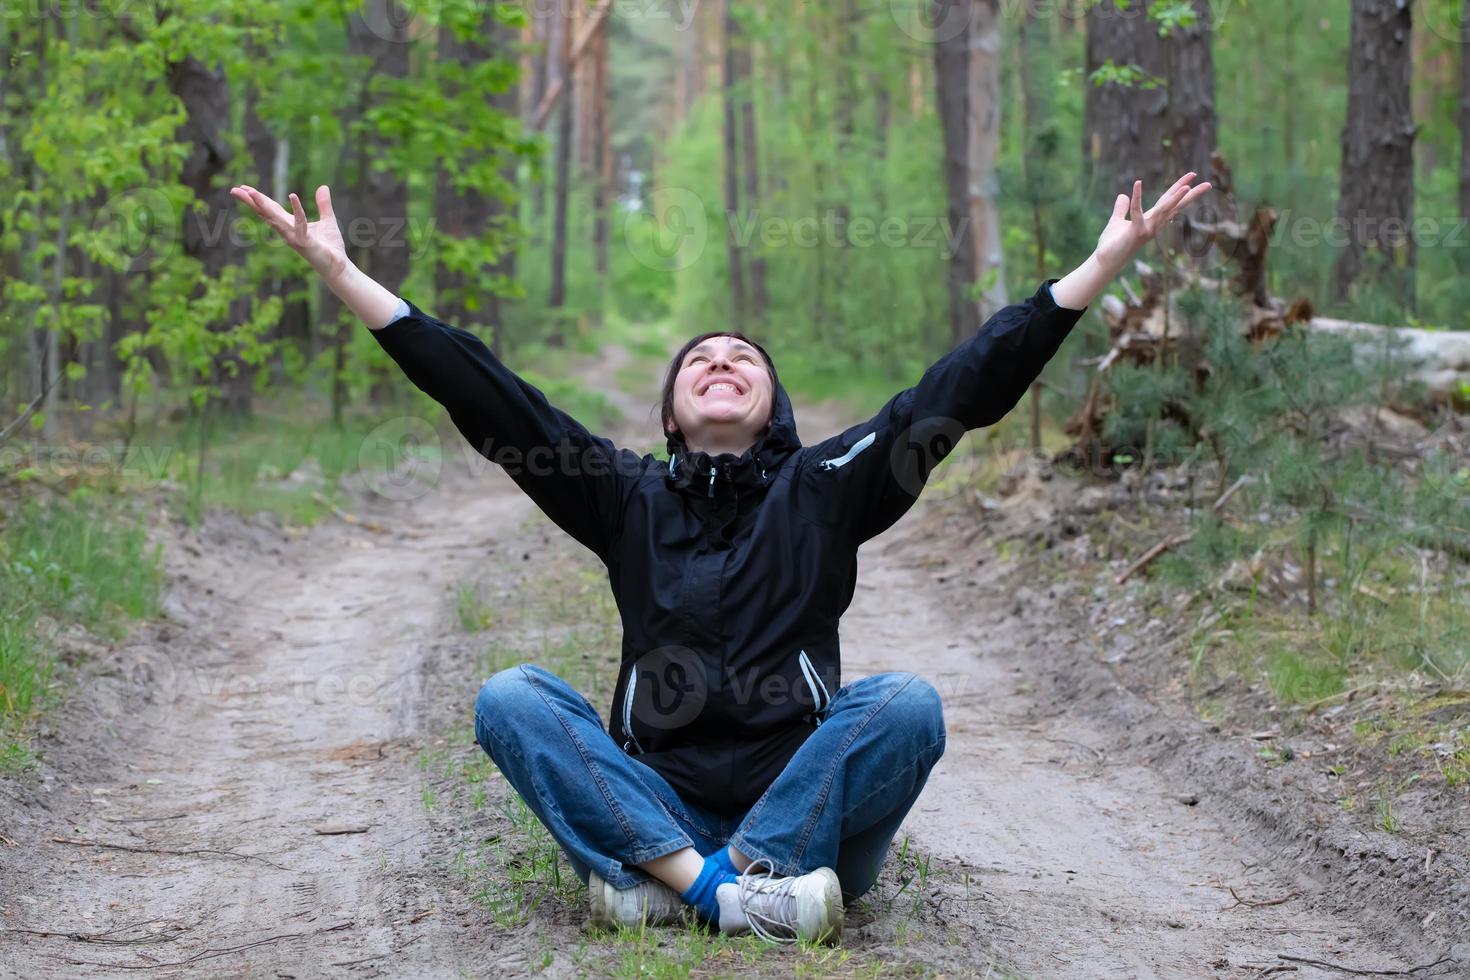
622, 665, 646, 755
817, 432, 875, 471
798, 650, 831, 726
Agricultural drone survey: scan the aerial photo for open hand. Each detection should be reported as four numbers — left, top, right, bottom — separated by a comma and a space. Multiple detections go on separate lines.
1093, 173, 1212, 275
230, 183, 349, 281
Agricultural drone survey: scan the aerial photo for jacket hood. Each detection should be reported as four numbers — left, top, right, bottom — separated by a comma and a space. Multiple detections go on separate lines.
664, 368, 801, 495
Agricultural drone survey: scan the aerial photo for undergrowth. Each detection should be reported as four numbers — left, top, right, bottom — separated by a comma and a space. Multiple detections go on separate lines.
0, 490, 162, 771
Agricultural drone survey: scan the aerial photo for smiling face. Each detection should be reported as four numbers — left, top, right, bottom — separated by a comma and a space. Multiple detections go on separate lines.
664, 334, 775, 456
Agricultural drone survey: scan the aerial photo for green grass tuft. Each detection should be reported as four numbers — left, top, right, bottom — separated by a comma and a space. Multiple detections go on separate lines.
1, 493, 162, 765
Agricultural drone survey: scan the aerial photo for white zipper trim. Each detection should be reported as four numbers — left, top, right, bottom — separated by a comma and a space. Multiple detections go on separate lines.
817, 432, 875, 471
622, 665, 645, 755
797, 650, 831, 726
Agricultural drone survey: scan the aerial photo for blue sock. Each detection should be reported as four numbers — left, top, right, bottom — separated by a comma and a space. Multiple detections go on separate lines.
680, 855, 738, 924
702, 845, 741, 881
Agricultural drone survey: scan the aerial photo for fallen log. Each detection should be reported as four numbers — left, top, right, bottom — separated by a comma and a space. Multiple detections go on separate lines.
1307, 317, 1470, 399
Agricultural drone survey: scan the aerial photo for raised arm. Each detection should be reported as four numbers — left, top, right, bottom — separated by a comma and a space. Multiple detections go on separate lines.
230, 183, 639, 561
802, 172, 1212, 543
230, 184, 402, 330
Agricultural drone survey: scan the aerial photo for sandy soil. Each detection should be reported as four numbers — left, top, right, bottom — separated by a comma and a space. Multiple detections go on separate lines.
846, 513, 1462, 977
1, 353, 1464, 978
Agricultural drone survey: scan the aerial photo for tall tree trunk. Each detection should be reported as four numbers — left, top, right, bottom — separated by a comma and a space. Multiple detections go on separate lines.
346, 3, 411, 298
337, 0, 412, 419
1020, 3, 1056, 450
874, 74, 891, 163
167, 51, 252, 415
738, 5, 766, 322
530, 8, 553, 223
591, 11, 613, 296
548, 8, 573, 320
828, 0, 858, 336
243, 79, 304, 387
1331, 0, 1415, 307
272, 138, 312, 368
1083, 1, 1222, 239
1462, 0, 1470, 223
909, 57, 925, 118
933, 0, 979, 347
1083, 0, 1165, 207
490, 11, 521, 352
720, 0, 747, 326
967, 0, 1006, 319
1166, 0, 1224, 228
434, 22, 495, 332
676, 2, 700, 122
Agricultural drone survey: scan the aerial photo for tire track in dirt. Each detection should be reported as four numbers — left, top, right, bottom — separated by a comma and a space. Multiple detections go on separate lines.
840, 501, 1455, 978
0, 463, 537, 977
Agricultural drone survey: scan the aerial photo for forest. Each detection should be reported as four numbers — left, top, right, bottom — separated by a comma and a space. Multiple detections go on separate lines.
1, 0, 1468, 975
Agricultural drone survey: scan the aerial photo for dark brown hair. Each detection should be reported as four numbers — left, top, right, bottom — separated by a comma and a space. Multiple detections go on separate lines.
660, 331, 778, 440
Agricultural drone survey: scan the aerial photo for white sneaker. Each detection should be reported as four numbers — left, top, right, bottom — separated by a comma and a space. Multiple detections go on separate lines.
715, 861, 844, 944
588, 869, 688, 929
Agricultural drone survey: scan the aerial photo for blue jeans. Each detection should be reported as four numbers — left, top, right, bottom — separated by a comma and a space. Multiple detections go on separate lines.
473, 664, 946, 901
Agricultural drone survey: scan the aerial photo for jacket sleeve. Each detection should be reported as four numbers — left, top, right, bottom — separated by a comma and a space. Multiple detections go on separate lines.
801, 278, 1088, 543
370, 298, 638, 561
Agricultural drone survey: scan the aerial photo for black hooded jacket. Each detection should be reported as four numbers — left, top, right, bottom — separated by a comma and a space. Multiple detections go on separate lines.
373, 279, 1087, 815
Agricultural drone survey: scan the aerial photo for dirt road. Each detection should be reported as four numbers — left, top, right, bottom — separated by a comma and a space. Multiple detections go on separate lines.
845, 523, 1453, 977
0, 358, 1459, 977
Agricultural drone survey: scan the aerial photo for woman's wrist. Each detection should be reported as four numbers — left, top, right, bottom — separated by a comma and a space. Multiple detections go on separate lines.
315, 251, 352, 288
320, 258, 402, 330
1050, 251, 1115, 311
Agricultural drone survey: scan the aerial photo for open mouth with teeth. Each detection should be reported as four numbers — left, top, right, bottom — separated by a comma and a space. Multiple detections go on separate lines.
699, 380, 745, 397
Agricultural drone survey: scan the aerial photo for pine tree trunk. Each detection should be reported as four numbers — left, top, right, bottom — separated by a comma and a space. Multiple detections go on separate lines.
591, 11, 612, 274
340, 0, 411, 415
1083, 1, 1166, 208
167, 50, 253, 416
738, 12, 766, 322
721, 0, 747, 326
434, 22, 495, 331
346, 3, 411, 298
968, 0, 1006, 320
827, 0, 859, 336
1331, 0, 1415, 307
530, 10, 553, 223
933, 0, 979, 347
1459, 0, 1470, 222
243, 80, 288, 383
1020, 3, 1054, 450
274, 137, 312, 370
489, 11, 519, 355
1083, 2, 1221, 236
1084, 2, 1218, 203
549, 11, 573, 320
1165, 1, 1223, 226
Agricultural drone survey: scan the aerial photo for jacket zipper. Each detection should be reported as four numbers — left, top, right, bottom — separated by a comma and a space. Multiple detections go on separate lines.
622, 665, 646, 755
817, 432, 876, 471
797, 649, 831, 726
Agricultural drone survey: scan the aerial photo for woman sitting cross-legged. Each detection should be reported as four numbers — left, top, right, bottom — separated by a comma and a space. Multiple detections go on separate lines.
231, 173, 1210, 944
